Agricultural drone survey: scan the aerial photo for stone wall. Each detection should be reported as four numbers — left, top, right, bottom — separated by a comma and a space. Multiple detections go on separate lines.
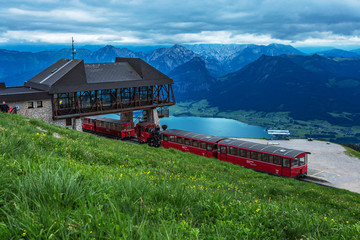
143, 108, 160, 127
8, 99, 53, 122
7, 99, 83, 131
120, 112, 133, 122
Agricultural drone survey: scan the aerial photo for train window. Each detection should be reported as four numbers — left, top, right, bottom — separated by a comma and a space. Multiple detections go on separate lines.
184, 138, 190, 145
299, 157, 306, 166
207, 144, 213, 151
177, 137, 183, 144
169, 135, 175, 142
257, 153, 262, 161
105, 122, 110, 129
163, 135, 168, 141
127, 125, 131, 130
213, 144, 218, 150
192, 140, 198, 147
246, 151, 251, 159
200, 142, 206, 149
121, 125, 126, 131
239, 149, 246, 157
292, 158, 299, 167
250, 152, 257, 160
273, 156, 281, 165
263, 154, 269, 162
229, 147, 237, 155
283, 158, 290, 168
268, 155, 274, 163
220, 146, 227, 154
116, 125, 121, 131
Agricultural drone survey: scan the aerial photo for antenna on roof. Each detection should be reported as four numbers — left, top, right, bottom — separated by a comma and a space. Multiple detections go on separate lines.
72, 37, 76, 60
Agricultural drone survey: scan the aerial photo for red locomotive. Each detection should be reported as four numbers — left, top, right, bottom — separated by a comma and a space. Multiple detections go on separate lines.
135, 122, 161, 147
82, 116, 309, 178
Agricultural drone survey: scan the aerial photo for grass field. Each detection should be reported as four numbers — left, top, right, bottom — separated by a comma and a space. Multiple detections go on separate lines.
0, 113, 360, 239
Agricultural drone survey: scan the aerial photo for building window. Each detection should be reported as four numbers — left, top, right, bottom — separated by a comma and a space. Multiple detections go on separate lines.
66, 118, 72, 126
27, 102, 34, 109
37, 101, 43, 108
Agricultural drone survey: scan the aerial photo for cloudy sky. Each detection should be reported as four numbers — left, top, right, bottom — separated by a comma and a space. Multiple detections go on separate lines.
1, 0, 360, 48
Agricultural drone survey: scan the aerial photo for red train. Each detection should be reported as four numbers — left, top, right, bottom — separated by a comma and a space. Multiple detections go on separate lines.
82, 116, 161, 146
82, 116, 309, 178
82, 116, 135, 138
161, 129, 309, 178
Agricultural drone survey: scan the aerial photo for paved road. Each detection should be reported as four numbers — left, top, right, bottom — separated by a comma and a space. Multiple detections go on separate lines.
238, 138, 360, 194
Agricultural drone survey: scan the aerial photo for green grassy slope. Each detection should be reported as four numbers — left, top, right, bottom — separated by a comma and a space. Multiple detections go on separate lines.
0, 113, 359, 239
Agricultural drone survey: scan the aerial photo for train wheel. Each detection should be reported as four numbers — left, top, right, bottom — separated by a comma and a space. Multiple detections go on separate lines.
154, 139, 161, 148
148, 139, 154, 147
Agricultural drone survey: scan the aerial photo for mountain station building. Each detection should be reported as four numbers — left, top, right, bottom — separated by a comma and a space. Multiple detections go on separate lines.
0, 58, 175, 131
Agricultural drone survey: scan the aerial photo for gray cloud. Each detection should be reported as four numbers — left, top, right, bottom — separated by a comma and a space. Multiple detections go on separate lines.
1, 0, 360, 46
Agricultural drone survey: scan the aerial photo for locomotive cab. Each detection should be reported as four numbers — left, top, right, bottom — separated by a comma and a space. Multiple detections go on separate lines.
136, 122, 161, 147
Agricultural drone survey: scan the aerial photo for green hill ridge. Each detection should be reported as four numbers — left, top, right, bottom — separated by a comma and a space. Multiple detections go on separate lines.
0, 113, 359, 239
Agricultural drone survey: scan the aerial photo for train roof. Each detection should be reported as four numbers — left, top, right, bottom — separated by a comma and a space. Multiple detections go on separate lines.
162, 129, 224, 143
84, 116, 131, 125
219, 138, 310, 158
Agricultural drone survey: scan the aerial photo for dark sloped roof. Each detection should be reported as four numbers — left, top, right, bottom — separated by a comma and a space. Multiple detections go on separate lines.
116, 57, 171, 81
85, 62, 142, 83
0, 86, 50, 102
219, 138, 310, 158
25, 59, 85, 91
23, 58, 173, 94
162, 129, 224, 143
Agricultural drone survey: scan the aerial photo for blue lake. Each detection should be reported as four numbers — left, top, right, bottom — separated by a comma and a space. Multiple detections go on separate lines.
102, 114, 270, 139
160, 116, 270, 138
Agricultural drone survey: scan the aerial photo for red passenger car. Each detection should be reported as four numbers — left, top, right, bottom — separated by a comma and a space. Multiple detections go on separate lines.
82, 116, 135, 138
217, 139, 309, 177
161, 129, 224, 158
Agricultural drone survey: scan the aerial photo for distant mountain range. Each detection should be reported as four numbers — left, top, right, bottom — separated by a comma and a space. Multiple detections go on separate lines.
1, 43, 360, 126
172, 54, 360, 125
0, 43, 308, 86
